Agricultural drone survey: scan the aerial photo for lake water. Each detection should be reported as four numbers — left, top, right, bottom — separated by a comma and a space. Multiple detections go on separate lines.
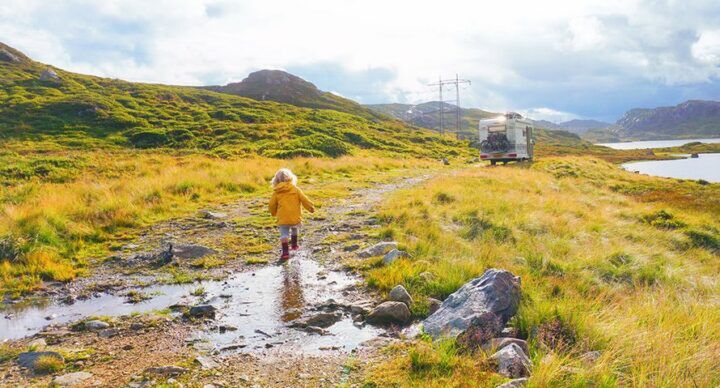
597, 138, 720, 150
622, 153, 720, 182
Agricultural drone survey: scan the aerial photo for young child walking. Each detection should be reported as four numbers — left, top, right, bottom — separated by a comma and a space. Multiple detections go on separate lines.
269, 168, 315, 261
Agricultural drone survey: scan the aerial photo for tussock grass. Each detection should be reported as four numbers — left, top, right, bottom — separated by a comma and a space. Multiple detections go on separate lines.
364, 157, 720, 386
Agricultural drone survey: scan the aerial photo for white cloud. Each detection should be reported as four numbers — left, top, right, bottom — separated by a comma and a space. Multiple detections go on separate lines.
1, 0, 719, 121
518, 108, 580, 123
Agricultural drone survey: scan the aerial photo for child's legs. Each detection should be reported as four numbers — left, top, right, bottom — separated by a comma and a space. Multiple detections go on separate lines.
278, 225, 291, 242
290, 225, 299, 237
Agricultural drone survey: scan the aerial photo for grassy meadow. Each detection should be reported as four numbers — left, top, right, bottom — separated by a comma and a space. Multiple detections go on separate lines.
356, 157, 719, 386
0, 139, 444, 296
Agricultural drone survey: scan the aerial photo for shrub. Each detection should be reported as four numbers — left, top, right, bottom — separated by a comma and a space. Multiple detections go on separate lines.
33, 354, 65, 374
127, 128, 169, 148
686, 229, 720, 253
641, 210, 686, 230
432, 192, 455, 204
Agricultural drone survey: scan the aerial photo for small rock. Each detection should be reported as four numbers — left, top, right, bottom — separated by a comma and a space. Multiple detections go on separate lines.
219, 343, 247, 351
195, 356, 219, 370
130, 322, 145, 331
301, 312, 342, 328
0, 48, 21, 63
483, 338, 529, 356
388, 285, 413, 306
418, 271, 435, 282
218, 324, 238, 333
122, 344, 133, 351
17, 351, 64, 371
144, 365, 189, 376
442, 157, 450, 165
579, 350, 602, 366
496, 377, 528, 388
28, 338, 47, 350
303, 326, 329, 335
343, 244, 360, 252
201, 210, 228, 220
491, 343, 531, 378
350, 304, 370, 316
98, 328, 119, 338
427, 298, 441, 315
84, 320, 110, 331
366, 301, 411, 325
189, 305, 217, 319
358, 241, 398, 258
456, 311, 502, 351
44, 314, 57, 321
172, 244, 217, 260
690, 153, 699, 158
382, 249, 407, 265
52, 371, 93, 386
501, 327, 519, 338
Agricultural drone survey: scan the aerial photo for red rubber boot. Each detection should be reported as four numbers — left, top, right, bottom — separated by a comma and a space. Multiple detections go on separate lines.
280, 241, 290, 261
291, 234, 299, 251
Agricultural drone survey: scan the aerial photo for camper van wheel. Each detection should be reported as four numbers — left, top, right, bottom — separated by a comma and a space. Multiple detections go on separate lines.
490, 160, 496, 166
502, 161, 508, 165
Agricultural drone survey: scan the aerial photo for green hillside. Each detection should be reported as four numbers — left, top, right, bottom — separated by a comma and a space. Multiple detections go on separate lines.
0, 43, 467, 159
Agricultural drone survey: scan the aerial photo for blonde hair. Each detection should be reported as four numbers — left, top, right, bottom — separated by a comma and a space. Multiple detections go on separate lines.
272, 168, 297, 187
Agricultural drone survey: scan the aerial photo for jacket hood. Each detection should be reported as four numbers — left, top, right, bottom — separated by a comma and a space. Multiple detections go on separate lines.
273, 181, 295, 193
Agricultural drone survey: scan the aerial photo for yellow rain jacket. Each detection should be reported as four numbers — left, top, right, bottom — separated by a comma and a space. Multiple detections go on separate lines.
269, 182, 315, 225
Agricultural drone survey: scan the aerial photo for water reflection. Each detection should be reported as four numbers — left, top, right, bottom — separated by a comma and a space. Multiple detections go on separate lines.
280, 260, 305, 322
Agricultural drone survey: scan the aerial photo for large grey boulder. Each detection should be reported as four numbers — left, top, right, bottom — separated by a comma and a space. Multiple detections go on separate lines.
366, 301, 411, 324
52, 371, 93, 386
491, 343, 531, 378
483, 338, 529, 356
423, 269, 520, 338
358, 242, 397, 258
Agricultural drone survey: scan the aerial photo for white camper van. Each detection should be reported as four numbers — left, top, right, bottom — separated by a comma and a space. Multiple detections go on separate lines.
479, 112, 534, 165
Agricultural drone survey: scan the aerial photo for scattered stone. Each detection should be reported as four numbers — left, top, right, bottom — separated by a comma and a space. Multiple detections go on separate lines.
350, 304, 371, 316
579, 350, 602, 366
501, 327, 519, 338
122, 344, 133, 351
423, 269, 521, 338
358, 241, 398, 258
219, 343, 247, 351
442, 157, 450, 165
195, 356, 219, 370
39, 68, 61, 82
496, 377, 528, 388
382, 249, 407, 265
255, 329, 272, 338
303, 326, 329, 335
52, 371, 93, 386
189, 305, 217, 319
98, 328, 119, 338
201, 210, 228, 220
491, 343, 531, 378
144, 365, 189, 376
44, 314, 57, 321
300, 312, 342, 328
28, 338, 47, 350
17, 351, 64, 371
84, 320, 110, 331
427, 298, 441, 315
130, 322, 145, 331
418, 271, 436, 282
366, 301, 411, 325
691, 153, 699, 158
218, 324, 238, 333
388, 285, 413, 306
172, 244, 217, 260
483, 338, 529, 356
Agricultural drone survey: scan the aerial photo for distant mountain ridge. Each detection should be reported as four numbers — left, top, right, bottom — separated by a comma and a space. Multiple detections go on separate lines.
585, 100, 720, 142
204, 70, 384, 120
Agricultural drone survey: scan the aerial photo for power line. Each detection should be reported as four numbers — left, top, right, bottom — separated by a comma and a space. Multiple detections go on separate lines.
428, 75, 471, 137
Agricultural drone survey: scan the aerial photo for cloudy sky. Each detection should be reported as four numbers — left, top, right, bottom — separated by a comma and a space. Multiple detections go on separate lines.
2, 0, 719, 122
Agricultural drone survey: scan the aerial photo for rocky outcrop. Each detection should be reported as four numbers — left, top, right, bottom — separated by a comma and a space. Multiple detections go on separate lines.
0, 48, 21, 63
423, 269, 520, 338
84, 320, 110, 331
40, 68, 61, 82
189, 305, 217, 319
366, 301, 411, 324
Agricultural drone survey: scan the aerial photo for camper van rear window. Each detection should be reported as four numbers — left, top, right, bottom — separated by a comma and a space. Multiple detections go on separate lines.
488, 125, 505, 132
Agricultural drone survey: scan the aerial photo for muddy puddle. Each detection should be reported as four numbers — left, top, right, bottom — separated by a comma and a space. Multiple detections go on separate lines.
1, 251, 382, 354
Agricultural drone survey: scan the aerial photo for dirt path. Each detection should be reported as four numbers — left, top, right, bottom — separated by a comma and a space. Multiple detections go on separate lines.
1, 173, 433, 387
